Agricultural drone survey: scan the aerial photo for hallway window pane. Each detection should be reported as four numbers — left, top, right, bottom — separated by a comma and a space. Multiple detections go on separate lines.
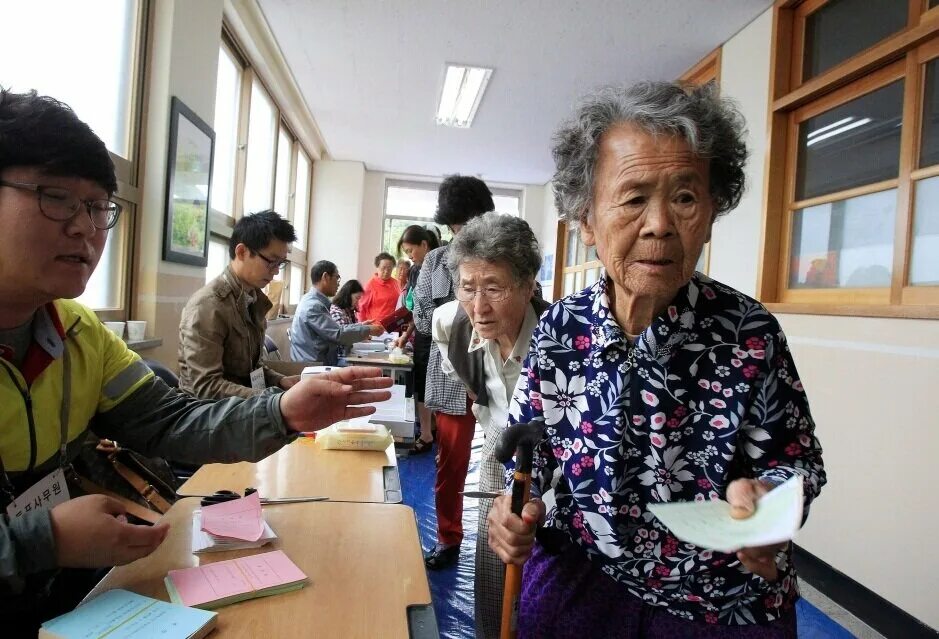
0, 0, 141, 158
789, 189, 896, 289
293, 150, 311, 251
243, 80, 277, 215
910, 176, 939, 286
795, 81, 903, 201
211, 45, 242, 217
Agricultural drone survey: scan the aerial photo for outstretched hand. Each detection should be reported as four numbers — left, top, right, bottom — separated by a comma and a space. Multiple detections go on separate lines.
50, 495, 170, 568
279, 366, 392, 432
727, 478, 787, 581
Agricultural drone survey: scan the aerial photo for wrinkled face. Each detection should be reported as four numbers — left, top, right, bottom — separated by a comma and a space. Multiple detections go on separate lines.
234, 239, 290, 289
376, 259, 395, 280
457, 259, 533, 342
581, 123, 714, 303
0, 166, 110, 304
397, 261, 410, 282
401, 241, 428, 264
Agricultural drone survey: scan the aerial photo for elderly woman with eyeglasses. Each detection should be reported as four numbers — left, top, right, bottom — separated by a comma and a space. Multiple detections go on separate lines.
432, 212, 547, 639
487, 82, 826, 638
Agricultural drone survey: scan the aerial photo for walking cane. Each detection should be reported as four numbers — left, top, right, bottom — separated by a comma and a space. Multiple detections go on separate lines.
494, 420, 543, 639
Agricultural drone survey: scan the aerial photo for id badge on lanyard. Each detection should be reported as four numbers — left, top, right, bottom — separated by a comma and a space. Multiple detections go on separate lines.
250, 366, 266, 392
5, 468, 70, 518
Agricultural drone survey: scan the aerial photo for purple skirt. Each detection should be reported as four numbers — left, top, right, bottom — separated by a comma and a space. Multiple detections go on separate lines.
517, 543, 797, 639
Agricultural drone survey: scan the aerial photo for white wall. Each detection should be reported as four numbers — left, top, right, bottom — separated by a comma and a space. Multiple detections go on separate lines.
709, 9, 772, 298
136, 0, 225, 366
309, 160, 366, 283
718, 8, 939, 629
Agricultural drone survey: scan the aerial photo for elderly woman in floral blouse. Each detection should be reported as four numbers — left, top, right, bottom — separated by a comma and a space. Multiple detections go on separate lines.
487, 82, 826, 639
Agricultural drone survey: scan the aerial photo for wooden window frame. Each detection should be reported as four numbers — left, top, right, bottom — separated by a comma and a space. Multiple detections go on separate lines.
757, 0, 939, 319
94, 0, 150, 321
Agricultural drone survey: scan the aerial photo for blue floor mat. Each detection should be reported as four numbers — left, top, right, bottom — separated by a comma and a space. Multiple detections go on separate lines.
399, 431, 482, 639
399, 430, 859, 639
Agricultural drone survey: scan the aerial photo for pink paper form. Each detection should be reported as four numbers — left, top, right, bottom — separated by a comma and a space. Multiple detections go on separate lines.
200, 491, 264, 541
167, 550, 307, 608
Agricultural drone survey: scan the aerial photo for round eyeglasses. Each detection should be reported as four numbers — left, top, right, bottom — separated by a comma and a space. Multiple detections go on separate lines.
455, 285, 513, 303
0, 180, 122, 230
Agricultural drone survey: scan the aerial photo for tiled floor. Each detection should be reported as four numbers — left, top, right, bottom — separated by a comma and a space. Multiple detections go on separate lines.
398, 427, 876, 639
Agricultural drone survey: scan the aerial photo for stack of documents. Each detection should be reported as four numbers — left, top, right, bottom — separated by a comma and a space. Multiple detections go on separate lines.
192, 510, 277, 553
40, 589, 216, 639
192, 492, 277, 554
165, 550, 308, 610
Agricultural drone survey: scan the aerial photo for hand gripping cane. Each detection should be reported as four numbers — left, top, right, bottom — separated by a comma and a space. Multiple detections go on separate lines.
494, 420, 543, 639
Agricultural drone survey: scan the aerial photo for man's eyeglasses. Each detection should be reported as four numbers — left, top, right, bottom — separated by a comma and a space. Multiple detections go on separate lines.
455, 285, 513, 303
0, 180, 122, 230
254, 251, 288, 271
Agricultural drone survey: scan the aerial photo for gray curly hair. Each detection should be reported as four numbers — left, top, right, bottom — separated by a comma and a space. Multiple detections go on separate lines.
447, 212, 542, 284
552, 81, 748, 224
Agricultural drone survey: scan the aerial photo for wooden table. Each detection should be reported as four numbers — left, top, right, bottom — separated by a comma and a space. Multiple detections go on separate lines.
177, 439, 402, 503
86, 499, 438, 639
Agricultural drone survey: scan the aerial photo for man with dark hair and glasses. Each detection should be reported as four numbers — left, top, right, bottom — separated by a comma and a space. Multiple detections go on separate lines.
179, 210, 299, 399
0, 89, 391, 636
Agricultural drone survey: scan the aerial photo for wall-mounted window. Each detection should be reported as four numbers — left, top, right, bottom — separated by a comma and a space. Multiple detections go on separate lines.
380, 179, 520, 257
1, 0, 146, 320
206, 32, 315, 312
210, 43, 242, 219
759, 0, 939, 318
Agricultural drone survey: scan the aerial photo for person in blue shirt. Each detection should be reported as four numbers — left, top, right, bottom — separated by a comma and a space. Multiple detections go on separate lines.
291, 260, 383, 365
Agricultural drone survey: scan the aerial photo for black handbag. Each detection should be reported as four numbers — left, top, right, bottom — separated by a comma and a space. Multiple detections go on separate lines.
73, 434, 179, 524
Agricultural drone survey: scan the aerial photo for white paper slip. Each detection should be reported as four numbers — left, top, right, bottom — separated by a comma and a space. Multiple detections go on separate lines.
191, 510, 278, 554
647, 475, 804, 553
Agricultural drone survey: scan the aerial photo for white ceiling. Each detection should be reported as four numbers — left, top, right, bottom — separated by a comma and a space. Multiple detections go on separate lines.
259, 0, 772, 185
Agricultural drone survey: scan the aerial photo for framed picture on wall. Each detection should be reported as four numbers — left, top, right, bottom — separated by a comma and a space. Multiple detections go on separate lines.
163, 96, 215, 266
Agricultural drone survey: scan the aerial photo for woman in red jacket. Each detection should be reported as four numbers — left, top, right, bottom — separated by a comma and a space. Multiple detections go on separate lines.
357, 251, 401, 323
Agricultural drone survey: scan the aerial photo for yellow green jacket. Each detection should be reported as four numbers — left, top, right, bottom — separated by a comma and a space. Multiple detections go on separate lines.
0, 299, 294, 610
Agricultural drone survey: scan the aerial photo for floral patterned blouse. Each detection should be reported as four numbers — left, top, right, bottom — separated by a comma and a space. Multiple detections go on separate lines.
507, 273, 826, 625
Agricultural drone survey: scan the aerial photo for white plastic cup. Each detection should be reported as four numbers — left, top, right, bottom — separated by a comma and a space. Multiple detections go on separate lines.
103, 321, 125, 339
126, 320, 147, 342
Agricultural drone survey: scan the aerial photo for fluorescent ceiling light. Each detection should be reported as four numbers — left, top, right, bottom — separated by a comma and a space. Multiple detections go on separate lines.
436, 64, 493, 128
807, 117, 854, 139
806, 117, 872, 146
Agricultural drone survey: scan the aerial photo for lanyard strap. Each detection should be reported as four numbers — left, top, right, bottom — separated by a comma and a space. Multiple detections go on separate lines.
0, 360, 25, 501
0, 320, 78, 499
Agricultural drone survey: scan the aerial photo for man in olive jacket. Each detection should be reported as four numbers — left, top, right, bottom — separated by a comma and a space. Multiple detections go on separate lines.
178, 211, 299, 399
